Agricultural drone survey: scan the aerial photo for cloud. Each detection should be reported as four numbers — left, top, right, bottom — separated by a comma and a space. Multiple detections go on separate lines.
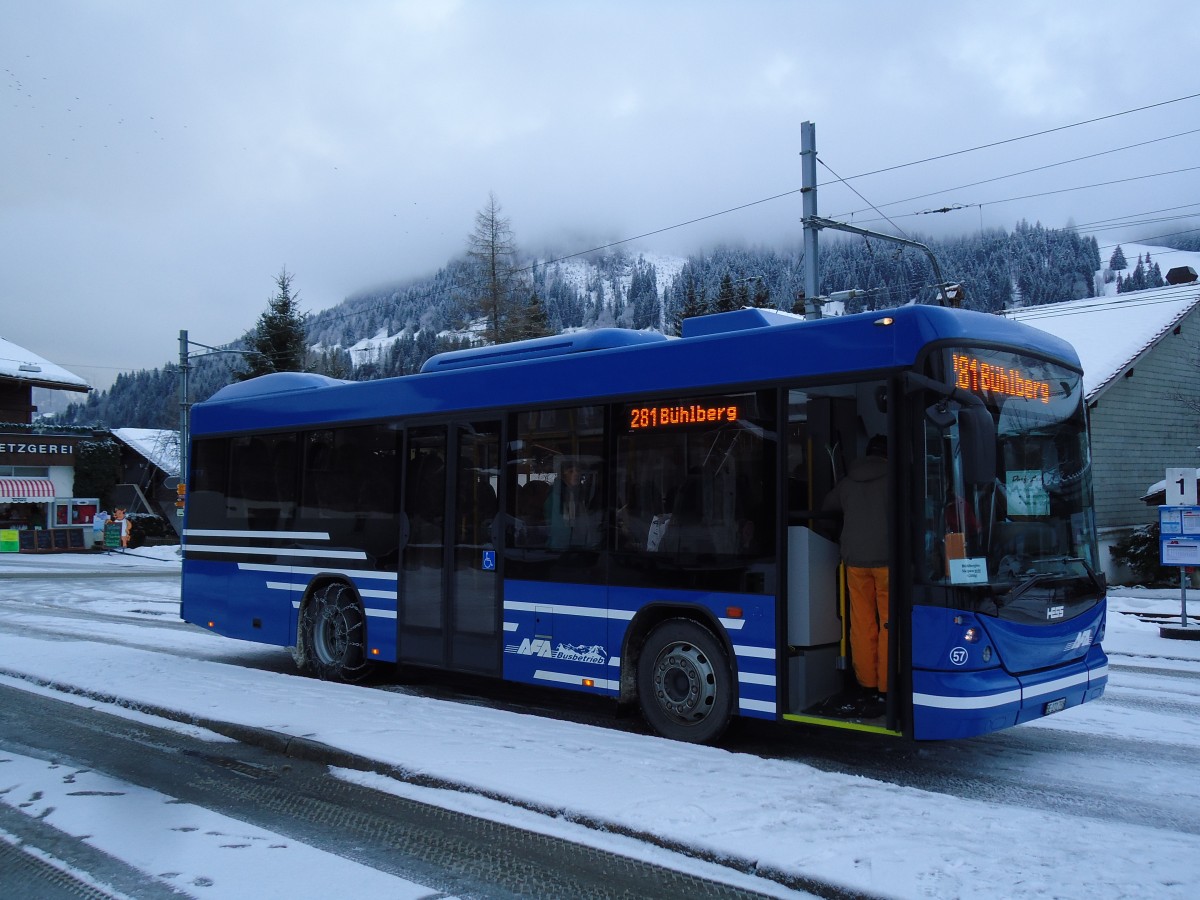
1, 0, 1196, 390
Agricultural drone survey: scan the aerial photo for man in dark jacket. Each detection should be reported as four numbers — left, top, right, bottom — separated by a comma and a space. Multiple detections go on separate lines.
822, 435, 889, 713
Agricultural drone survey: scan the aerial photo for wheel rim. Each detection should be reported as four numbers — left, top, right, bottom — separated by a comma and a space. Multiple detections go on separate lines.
650, 641, 717, 725
314, 605, 350, 665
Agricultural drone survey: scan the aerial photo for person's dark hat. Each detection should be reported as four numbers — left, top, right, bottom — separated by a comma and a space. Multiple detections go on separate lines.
866, 434, 887, 457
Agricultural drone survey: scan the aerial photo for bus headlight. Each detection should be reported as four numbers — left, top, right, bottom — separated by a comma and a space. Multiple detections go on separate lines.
963, 627, 981, 643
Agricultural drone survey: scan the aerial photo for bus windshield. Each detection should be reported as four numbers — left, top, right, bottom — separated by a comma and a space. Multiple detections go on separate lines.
919, 346, 1103, 623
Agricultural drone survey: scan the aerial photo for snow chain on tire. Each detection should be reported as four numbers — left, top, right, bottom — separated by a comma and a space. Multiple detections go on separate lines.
300, 582, 371, 683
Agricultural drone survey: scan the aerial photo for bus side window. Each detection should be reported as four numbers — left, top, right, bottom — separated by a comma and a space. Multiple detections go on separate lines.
612, 390, 776, 594
228, 434, 296, 531
189, 437, 230, 530
504, 406, 605, 581
406, 444, 445, 545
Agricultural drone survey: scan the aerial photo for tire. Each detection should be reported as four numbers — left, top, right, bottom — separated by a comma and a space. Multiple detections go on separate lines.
300, 583, 371, 683
636, 618, 734, 744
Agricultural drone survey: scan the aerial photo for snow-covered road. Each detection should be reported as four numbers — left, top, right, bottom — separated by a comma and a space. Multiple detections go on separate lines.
2, 547, 1199, 899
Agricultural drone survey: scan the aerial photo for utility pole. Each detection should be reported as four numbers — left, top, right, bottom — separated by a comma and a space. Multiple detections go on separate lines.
179, 329, 190, 485
799, 122, 955, 314
176, 333, 260, 485
800, 121, 821, 320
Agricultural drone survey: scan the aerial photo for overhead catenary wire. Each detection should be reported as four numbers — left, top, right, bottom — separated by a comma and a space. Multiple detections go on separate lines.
820, 91, 1200, 185
999, 282, 1200, 321
844, 164, 1200, 229
1081, 215, 1200, 235
831, 127, 1200, 222
305, 92, 1200, 334
818, 157, 912, 240
1072, 201, 1200, 230
22, 86, 1200, 388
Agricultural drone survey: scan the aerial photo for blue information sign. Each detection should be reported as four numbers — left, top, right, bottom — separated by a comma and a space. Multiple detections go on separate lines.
1160, 506, 1200, 567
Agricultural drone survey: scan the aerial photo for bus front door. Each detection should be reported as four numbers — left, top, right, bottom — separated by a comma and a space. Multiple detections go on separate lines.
398, 421, 502, 675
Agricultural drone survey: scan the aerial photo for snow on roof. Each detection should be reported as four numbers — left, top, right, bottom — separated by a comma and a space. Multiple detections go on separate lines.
0, 335, 90, 392
113, 428, 180, 476
1141, 468, 1200, 502
1002, 244, 1200, 400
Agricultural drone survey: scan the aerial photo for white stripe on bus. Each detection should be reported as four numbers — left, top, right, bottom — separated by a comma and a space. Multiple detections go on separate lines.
193, 545, 367, 560
265, 581, 395, 601
739, 698, 776, 714
503, 601, 634, 620
913, 688, 1021, 710
1019, 669, 1091, 700
732, 644, 774, 659
184, 529, 330, 540
238, 563, 398, 582
738, 671, 776, 687
915, 667, 1104, 711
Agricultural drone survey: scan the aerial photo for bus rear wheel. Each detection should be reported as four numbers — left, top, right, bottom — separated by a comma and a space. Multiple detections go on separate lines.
637, 619, 733, 744
301, 583, 370, 683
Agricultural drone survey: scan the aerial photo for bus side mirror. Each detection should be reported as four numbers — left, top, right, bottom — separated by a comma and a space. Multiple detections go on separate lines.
958, 405, 996, 487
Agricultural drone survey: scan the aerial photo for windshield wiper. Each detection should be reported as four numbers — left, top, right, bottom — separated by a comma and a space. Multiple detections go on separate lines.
1002, 557, 1104, 607
1064, 556, 1106, 595
1002, 572, 1058, 607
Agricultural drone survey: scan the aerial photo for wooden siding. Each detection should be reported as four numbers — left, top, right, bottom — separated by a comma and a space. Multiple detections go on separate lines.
1088, 305, 1200, 530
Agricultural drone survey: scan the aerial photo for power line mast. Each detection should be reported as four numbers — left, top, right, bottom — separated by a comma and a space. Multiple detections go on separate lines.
800, 121, 958, 314
800, 121, 821, 319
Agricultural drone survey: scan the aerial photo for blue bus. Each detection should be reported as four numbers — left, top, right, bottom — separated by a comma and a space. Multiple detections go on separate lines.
181, 304, 1108, 742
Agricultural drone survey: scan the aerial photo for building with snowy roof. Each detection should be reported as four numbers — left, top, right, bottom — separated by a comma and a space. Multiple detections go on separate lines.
0, 336, 97, 549
1003, 281, 1200, 580
112, 428, 183, 538
0, 334, 90, 423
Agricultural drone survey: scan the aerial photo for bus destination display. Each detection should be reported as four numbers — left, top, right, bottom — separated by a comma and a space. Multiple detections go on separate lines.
951, 353, 1050, 404
629, 402, 739, 430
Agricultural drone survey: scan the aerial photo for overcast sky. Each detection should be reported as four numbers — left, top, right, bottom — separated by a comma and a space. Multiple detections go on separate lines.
3, 1, 1198, 390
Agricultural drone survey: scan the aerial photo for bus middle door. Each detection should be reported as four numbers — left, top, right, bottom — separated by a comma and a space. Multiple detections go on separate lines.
398, 421, 502, 675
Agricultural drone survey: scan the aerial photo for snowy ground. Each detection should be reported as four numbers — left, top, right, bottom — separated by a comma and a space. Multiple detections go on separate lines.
2, 546, 1200, 898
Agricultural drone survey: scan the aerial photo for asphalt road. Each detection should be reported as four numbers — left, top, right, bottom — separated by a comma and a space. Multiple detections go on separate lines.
4, 566, 1200, 897
0, 684, 835, 900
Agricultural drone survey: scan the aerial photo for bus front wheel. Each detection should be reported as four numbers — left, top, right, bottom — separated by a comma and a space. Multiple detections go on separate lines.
637, 619, 733, 744
300, 583, 370, 683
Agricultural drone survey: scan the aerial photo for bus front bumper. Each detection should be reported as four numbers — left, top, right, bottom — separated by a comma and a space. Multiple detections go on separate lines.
911, 646, 1108, 740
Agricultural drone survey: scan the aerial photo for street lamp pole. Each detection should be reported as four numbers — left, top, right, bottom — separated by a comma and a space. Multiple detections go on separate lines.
179, 329, 190, 487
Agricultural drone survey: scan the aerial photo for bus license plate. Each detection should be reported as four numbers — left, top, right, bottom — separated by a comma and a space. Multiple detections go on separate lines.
1044, 698, 1067, 715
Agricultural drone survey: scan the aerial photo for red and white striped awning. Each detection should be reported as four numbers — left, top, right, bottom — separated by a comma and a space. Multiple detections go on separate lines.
0, 478, 57, 500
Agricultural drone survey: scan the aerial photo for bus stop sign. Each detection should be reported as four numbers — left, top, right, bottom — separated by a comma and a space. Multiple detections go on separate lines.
1160, 506, 1200, 567
1165, 467, 1198, 507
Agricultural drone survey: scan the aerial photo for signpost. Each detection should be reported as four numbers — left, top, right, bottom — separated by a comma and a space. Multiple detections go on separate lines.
1160, 467, 1200, 632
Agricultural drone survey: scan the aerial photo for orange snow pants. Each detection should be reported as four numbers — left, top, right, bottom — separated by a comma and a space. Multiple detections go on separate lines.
846, 565, 890, 693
